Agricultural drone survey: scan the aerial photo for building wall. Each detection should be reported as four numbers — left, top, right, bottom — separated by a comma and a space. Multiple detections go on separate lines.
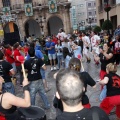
96, 0, 120, 30
86, 0, 97, 26
70, 0, 96, 29
0, 0, 71, 38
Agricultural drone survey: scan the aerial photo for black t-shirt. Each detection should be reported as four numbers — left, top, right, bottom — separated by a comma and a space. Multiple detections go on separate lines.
99, 49, 113, 71
56, 106, 109, 120
24, 57, 44, 81
105, 72, 120, 97
0, 60, 13, 83
80, 72, 96, 105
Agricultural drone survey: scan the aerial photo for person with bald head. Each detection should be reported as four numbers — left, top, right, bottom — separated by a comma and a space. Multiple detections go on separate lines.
56, 69, 109, 120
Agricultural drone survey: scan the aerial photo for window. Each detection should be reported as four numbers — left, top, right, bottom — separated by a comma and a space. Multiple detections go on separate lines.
79, 4, 84, 7
94, 11, 96, 15
24, 0, 32, 3
78, 12, 84, 16
2, 0, 11, 7
88, 3, 92, 7
88, 12, 92, 15
95, 19, 97, 23
94, 2, 96, 6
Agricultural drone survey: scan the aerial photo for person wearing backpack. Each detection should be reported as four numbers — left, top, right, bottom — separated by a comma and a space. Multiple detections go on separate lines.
55, 69, 109, 120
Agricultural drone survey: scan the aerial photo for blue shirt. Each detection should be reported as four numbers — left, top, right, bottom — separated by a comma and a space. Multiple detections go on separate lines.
35, 45, 41, 51
26, 50, 44, 60
46, 41, 56, 54
114, 28, 120, 36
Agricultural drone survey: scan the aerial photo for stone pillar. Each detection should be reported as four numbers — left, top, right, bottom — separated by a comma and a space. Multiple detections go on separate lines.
61, 7, 71, 34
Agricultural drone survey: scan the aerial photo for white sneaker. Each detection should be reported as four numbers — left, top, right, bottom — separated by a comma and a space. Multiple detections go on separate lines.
54, 66, 56, 70
51, 67, 53, 71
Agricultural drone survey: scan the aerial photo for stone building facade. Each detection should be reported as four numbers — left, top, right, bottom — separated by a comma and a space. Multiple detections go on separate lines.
0, 0, 71, 39
96, 0, 120, 30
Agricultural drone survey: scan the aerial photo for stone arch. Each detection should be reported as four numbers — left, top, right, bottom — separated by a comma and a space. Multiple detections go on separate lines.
47, 15, 64, 36
3, 22, 20, 45
24, 18, 41, 38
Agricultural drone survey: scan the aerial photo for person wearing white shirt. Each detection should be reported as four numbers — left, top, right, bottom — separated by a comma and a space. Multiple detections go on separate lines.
55, 40, 64, 70
82, 32, 91, 63
68, 37, 74, 53
57, 28, 67, 42
91, 31, 100, 54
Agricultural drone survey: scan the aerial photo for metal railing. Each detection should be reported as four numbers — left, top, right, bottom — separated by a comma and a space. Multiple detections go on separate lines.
110, 0, 116, 6
98, 4, 104, 12
0, 0, 70, 13
98, 0, 117, 13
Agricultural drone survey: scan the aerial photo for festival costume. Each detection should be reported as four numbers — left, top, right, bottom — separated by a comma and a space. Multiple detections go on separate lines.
100, 72, 120, 118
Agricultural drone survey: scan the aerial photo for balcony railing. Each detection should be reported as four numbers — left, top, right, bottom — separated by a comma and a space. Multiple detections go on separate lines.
98, 0, 117, 13
111, 0, 116, 6
98, 5, 104, 13
9, 0, 70, 11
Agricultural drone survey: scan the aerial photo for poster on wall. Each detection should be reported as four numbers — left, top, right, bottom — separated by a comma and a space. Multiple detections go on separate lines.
2, 7, 11, 16
116, 0, 120, 4
0, 24, 4, 36
24, 3, 33, 16
48, 0, 57, 13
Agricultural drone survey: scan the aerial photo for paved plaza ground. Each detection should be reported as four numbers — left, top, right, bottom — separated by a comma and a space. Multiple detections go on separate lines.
15, 55, 118, 120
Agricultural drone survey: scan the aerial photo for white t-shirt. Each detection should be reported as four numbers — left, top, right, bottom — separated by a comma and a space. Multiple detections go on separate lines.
57, 32, 67, 41
82, 36, 90, 48
91, 35, 100, 47
68, 41, 74, 52
55, 45, 63, 56
62, 42, 69, 48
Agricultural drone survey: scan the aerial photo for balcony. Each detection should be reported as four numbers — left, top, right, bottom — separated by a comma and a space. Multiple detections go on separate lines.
110, 0, 116, 6
98, 5, 104, 13
98, 0, 117, 13
9, 0, 70, 12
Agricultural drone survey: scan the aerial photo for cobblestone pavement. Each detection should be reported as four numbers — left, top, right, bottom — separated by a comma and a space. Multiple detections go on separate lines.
15, 55, 118, 120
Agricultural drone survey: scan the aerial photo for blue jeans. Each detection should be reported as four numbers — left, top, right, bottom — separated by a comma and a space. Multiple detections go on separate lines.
16, 66, 23, 85
3, 82, 15, 95
99, 85, 107, 101
57, 55, 64, 69
29, 79, 50, 108
40, 68, 45, 79
11, 62, 16, 72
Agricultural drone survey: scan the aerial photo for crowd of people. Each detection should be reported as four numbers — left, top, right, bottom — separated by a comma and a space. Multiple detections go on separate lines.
0, 26, 120, 120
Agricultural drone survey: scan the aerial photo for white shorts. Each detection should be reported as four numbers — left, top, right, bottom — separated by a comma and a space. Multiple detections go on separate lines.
48, 54, 56, 60
92, 47, 99, 55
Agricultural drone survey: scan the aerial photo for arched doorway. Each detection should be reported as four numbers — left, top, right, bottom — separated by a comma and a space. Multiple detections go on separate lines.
4, 22, 20, 45
47, 16, 63, 36
25, 19, 41, 38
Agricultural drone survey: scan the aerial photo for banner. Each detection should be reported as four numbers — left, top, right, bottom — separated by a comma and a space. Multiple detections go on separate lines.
9, 22, 14, 33
48, 0, 57, 13
0, 24, 4, 36
2, 7, 11, 16
24, 3, 33, 16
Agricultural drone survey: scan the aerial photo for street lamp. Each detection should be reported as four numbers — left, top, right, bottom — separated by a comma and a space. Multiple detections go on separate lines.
86, 17, 94, 31
104, 0, 111, 34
